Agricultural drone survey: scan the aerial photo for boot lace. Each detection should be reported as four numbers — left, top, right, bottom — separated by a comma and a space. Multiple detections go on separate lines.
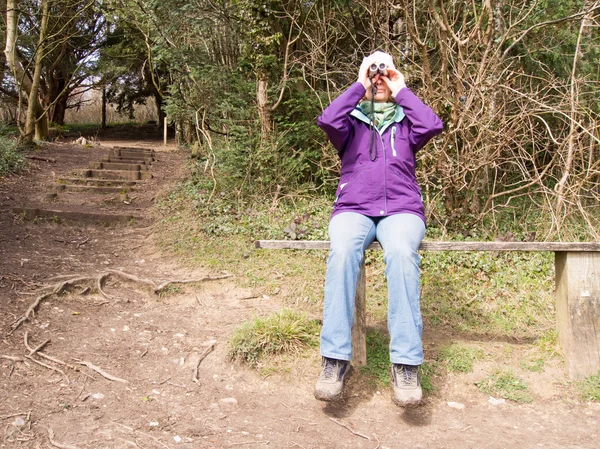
321, 359, 336, 380
396, 364, 418, 387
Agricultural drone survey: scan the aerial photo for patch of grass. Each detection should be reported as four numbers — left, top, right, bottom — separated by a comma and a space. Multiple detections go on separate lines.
228, 309, 319, 367
438, 343, 486, 373
359, 329, 391, 386
421, 250, 554, 338
476, 369, 533, 403
520, 356, 545, 372
420, 361, 438, 394
535, 329, 560, 357
577, 372, 600, 402
517, 330, 560, 372
157, 284, 182, 298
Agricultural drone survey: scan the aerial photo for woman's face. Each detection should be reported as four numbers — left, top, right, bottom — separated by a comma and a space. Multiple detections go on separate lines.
365, 76, 392, 102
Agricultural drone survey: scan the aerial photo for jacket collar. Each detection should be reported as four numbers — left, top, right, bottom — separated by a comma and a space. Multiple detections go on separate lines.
350, 105, 406, 135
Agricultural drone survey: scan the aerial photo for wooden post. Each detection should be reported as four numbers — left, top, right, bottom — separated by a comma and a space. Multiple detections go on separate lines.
352, 259, 367, 366
163, 117, 168, 145
555, 252, 600, 380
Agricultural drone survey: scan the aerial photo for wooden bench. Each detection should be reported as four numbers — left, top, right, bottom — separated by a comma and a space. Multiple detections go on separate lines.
255, 240, 600, 380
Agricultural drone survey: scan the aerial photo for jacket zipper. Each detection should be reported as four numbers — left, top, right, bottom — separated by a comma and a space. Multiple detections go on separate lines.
379, 132, 387, 215
391, 126, 397, 157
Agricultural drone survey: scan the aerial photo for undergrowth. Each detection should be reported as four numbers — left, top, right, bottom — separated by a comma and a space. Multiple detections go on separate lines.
0, 127, 25, 175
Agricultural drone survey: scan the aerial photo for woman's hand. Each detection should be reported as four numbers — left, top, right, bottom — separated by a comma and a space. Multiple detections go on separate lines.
357, 56, 387, 89
357, 56, 375, 88
381, 68, 406, 98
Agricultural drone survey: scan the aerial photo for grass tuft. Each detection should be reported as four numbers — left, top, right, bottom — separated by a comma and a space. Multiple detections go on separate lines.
228, 309, 320, 367
438, 343, 486, 373
476, 369, 533, 403
577, 372, 600, 402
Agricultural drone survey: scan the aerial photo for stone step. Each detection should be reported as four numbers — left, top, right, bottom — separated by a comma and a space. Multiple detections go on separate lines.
72, 169, 153, 180
13, 207, 143, 225
89, 161, 150, 171
57, 177, 140, 187
54, 184, 134, 194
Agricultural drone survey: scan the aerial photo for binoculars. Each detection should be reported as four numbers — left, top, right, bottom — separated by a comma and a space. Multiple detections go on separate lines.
369, 62, 388, 78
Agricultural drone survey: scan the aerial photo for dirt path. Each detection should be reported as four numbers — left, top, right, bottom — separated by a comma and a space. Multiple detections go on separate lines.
1, 128, 599, 449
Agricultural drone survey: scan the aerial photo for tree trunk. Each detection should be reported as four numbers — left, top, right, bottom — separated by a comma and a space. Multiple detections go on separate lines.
5, 0, 49, 142
102, 87, 107, 129
25, 0, 50, 141
257, 76, 271, 138
154, 93, 165, 127
47, 77, 68, 125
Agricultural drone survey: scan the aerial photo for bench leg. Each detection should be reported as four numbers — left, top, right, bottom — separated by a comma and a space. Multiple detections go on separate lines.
555, 251, 600, 380
352, 259, 367, 366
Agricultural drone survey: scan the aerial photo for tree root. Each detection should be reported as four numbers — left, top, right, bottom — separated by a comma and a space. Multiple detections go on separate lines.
48, 428, 80, 449
192, 341, 216, 383
1, 355, 24, 362
9, 270, 233, 333
21, 331, 92, 380
75, 360, 127, 383
23, 332, 69, 384
10, 276, 92, 334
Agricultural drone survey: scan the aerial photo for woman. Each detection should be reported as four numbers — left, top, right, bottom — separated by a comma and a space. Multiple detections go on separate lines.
314, 51, 443, 406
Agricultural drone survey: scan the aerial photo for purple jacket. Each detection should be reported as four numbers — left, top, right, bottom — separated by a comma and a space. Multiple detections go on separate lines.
317, 82, 443, 225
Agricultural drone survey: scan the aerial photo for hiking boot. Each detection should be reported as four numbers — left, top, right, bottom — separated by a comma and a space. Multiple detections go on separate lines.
314, 357, 351, 401
391, 363, 422, 406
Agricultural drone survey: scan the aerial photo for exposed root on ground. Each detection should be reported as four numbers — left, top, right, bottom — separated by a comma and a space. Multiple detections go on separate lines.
192, 340, 216, 383
75, 360, 128, 383
48, 428, 80, 449
23, 331, 69, 384
9, 270, 233, 334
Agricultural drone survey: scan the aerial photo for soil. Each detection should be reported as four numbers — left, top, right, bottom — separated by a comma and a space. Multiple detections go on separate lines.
1, 126, 598, 449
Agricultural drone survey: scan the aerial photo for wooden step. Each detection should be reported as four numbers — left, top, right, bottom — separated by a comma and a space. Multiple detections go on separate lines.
72, 169, 152, 180
111, 147, 156, 156
57, 177, 140, 187
109, 150, 156, 162
89, 161, 150, 171
55, 184, 134, 194
112, 145, 155, 151
13, 207, 143, 225
103, 156, 153, 164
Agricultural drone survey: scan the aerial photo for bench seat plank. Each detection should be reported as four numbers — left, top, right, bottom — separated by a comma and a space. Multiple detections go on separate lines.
256, 240, 600, 252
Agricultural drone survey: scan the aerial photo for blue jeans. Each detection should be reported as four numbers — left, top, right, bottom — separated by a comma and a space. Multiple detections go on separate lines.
320, 212, 426, 365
